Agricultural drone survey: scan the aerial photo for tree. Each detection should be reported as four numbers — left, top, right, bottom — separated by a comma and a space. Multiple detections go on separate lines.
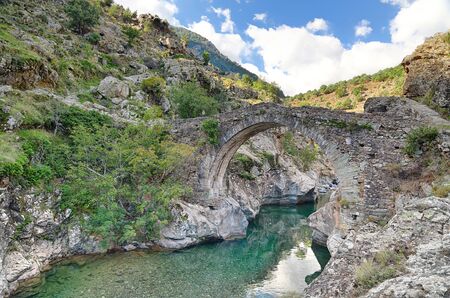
202, 51, 210, 65
65, 0, 100, 34
170, 82, 218, 118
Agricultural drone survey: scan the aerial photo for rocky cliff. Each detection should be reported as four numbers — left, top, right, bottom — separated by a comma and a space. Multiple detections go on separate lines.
0, 0, 449, 297
402, 31, 450, 114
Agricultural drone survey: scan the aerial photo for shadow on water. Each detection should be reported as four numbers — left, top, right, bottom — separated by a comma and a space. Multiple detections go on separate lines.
15, 204, 330, 298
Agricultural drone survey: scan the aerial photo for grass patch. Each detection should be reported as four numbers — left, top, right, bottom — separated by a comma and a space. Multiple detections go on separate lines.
404, 126, 439, 156
355, 250, 405, 292
0, 24, 41, 65
0, 133, 23, 163
326, 119, 373, 131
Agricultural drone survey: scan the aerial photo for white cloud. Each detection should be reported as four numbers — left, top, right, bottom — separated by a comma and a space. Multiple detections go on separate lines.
389, 0, 450, 45
114, 0, 179, 25
253, 13, 268, 22
188, 18, 249, 63
212, 7, 235, 33
306, 18, 329, 33
355, 19, 373, 37
242, 0, 450, 95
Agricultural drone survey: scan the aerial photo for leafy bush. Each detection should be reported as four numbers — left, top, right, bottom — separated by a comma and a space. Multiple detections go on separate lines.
107, 4, 136, 23
122, 26, 140, 46
60, 106, 112, 132
335, 98, 355, 110
141, 77, 166, 98
201, 119, 220, 145
232, 153, 257, 181
170, 82, 218, 118
404, 126, 439, 156
143, 106, 164, 121
335, 84, 348, 98
372, 65, 404, 82
202, 51, 210, 65
60, 124, 194, 246
85, 32, 101, 45
65, 0, 100, 34
0, 130, 70, 185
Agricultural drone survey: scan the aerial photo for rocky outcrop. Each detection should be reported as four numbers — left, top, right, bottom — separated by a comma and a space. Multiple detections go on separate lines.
305, 196, 450, 297
157, 198, 248, 249
402, 31, 450, 110
0, 189, 105, 297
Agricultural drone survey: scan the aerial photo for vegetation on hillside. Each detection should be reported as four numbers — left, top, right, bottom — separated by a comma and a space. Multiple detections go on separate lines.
0, 99, 194, 245
285, 66, 405, 112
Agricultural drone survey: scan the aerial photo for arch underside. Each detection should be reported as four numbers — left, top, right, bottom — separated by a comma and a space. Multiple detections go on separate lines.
207, 120, 360, 203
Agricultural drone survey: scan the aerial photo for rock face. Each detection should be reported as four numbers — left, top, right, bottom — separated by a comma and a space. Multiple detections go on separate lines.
305, 196, 450, 297
0, 189, 105, 297
402, 31, 450, 110
157, 198, 248, 249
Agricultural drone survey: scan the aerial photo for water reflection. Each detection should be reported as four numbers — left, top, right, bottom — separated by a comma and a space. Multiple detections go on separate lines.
15, 205, 330, 298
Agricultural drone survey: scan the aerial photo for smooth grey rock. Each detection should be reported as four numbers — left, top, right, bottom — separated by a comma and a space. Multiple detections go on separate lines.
97, 76, 130, 99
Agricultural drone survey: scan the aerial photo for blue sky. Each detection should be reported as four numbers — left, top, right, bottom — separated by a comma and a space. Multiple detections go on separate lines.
115, 0, 450, 95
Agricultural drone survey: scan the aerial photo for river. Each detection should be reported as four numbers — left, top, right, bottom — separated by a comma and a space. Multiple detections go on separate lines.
15, 204, 330, 298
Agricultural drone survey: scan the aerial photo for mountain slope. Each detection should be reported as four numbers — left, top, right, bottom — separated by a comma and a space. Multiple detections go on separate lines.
172, 26, 258, 79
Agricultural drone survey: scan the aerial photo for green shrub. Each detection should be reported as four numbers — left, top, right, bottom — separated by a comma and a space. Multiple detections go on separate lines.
335, 84, 348, 98
65, 0, 100, 34
60, 124, 193, 246
121, 8, 137, 23
404, 126, 439, 156
143, 106, 164, 121
170, 82, 218, 118
122, 26, 140, 46
141, 77, 166, 97
238, 171, 256, 181
335, 98, 355, 110
201, 119, 220, 145
372, 65, 404, 82
202, 51, 210, 65
85, 32, 101, 45
60, 106, 112, 132
432, 184, 450, 198
259, 151, 276, 168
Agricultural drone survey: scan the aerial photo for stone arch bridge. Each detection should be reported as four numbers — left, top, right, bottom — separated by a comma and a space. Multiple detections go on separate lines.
168, 98, 446, 238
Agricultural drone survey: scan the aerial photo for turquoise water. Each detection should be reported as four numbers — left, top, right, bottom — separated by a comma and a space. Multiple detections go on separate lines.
15, 205, 330, 298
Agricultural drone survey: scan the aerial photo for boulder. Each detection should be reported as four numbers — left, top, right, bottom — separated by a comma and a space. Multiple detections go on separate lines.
97, 76, 130, 99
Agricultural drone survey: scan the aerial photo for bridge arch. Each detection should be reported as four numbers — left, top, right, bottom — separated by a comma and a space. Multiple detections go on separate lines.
203, 105, 362, 203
